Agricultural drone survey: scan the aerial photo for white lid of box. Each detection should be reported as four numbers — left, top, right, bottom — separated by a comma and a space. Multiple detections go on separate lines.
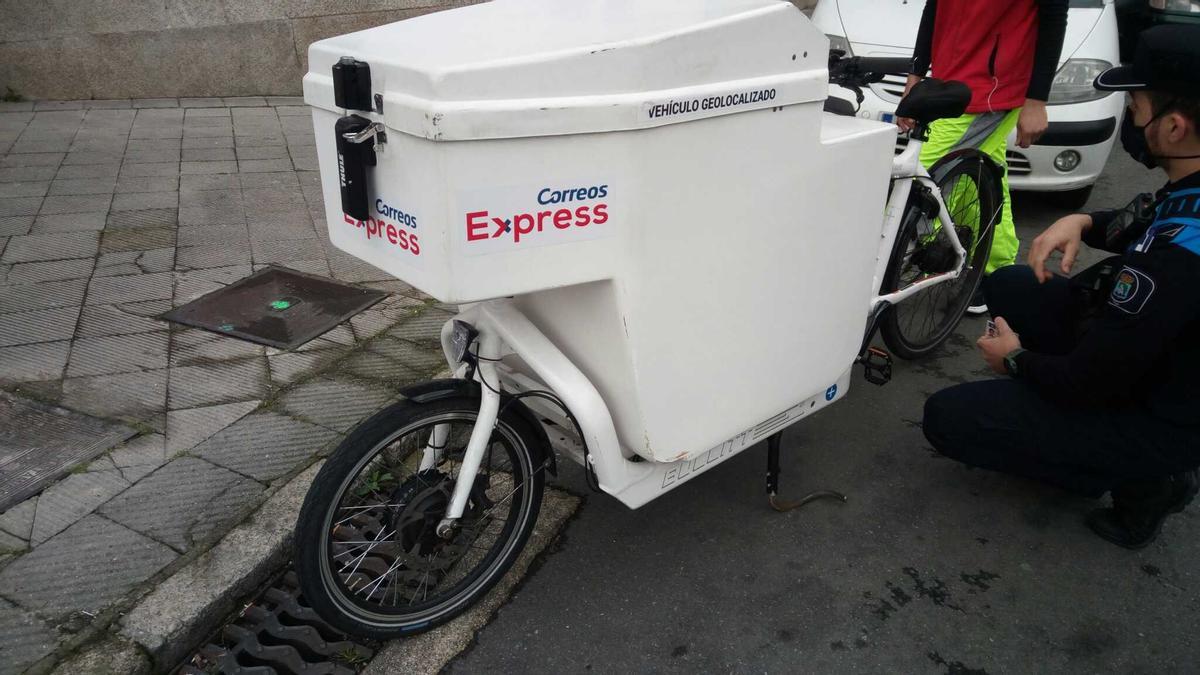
304, 0, 830, 140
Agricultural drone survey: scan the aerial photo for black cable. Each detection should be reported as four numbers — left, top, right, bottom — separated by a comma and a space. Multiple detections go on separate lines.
470, 353, 600, 492
501, 389, 600, 492
468, 345, 503, 362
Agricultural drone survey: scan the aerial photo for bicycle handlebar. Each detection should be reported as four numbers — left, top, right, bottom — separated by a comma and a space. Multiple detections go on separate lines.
851, 57, 912, 78
828, 52, 911, 89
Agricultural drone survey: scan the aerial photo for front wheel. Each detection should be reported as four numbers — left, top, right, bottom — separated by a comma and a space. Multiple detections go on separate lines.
879, 151, 1002, 359
294, 394, 546, 640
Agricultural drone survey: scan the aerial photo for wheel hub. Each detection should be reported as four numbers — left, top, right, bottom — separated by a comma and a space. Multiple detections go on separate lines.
389, 470, 452, 556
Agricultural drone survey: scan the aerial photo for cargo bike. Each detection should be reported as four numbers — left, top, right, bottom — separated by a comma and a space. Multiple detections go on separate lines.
294, 0, 1002, 638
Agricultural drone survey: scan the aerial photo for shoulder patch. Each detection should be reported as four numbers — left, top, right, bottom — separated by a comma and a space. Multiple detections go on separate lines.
1108, 266, 1156, 315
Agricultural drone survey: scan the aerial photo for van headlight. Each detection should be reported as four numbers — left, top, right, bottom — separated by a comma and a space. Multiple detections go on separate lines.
1048, 59, 1113, 105
827, 34, 853, 57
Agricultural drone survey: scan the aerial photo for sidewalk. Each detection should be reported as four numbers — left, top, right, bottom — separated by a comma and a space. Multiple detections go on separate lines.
0, 98, 454, 673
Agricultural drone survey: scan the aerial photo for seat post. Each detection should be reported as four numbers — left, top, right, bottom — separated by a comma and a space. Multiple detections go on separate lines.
910, 122, 931, 143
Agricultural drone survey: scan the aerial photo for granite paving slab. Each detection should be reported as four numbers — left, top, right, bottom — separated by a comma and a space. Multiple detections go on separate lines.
75, 303, 169, 338
0, 497, 36, 542
108, 434, 168, 472
0, 306, 81, 347
85, 271, 173, 305
0, 341, 71, 383
0, 515, 176, 618
60, 368, 169, 423
93, 248, 174, 276
28, 469, 130, 545
192, 412, 338, 482
0, 215, 34, 236
166, 359, 269, 410
4, 257, 94, 284
98, 457, 264, 553
99, 225, 176, 253
164, 400, 259, 455
277, 377, 397, 432
340, 349, 423, 385
66, 331, 170, 377
0, 231, 99, 263
105, 207, 178, 230
0, 277, 88, 312
0, 598, 59, 675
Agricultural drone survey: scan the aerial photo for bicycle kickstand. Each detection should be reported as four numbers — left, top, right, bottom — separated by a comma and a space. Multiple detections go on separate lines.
765, 432, 847, 513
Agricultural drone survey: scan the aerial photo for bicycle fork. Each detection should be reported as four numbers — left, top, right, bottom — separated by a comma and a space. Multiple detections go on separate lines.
426, 330, 503, 539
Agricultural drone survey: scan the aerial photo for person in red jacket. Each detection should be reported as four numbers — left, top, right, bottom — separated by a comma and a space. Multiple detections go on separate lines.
898, 0, 1069, 315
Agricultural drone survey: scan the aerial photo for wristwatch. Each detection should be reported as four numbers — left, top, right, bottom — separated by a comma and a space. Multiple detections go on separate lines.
1003, 348, 1027, 377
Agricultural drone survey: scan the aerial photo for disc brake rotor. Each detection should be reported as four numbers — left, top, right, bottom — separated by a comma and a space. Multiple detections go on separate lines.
384, 470, 495, 573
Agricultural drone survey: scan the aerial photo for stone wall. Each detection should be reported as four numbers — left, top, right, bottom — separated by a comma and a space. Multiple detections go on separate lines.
0, 1, 479, 101
0, 0, 819, 101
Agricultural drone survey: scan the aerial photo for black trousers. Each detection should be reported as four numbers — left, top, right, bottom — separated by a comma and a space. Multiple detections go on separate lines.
922, 265, 1199, 498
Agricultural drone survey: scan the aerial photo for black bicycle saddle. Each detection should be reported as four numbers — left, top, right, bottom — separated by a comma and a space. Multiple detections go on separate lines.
895, 78, 972, 124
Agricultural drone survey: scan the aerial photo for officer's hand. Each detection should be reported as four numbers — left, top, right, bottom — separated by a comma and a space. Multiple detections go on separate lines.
896, 75, 923, 133
977, 317, 1021, 375
1016, 100, 1048, 148
1028, 213, 1092, 283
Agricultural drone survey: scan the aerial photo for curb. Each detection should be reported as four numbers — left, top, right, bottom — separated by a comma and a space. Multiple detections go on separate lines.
54, 459, 583, 674
118, 462, 321, 672
364, 488, 581, 674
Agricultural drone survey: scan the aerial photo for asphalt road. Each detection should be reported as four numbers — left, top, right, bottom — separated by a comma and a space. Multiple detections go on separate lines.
445, 149, 1199, 674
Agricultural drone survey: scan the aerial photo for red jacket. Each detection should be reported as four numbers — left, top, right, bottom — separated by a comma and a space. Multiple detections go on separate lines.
912, 0, 1069, 114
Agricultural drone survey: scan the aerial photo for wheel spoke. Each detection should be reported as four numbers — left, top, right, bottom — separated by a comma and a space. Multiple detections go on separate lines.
884, 159, 998, 356
308, 408, 541, 631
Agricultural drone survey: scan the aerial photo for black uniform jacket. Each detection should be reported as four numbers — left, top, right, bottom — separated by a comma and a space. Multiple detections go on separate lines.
1013, 170, 1200, 427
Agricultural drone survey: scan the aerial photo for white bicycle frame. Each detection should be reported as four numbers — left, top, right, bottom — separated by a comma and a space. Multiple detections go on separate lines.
426, 131, 975, 530
869, 134, 968, 314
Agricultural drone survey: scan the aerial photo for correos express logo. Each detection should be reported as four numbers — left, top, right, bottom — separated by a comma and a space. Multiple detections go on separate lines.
342, 197, 420, 257
464, 183, 610, 250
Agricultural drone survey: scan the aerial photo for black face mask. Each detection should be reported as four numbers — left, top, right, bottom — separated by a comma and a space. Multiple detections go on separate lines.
1121, 113, 1159, 169
1121, 100, 1200, 170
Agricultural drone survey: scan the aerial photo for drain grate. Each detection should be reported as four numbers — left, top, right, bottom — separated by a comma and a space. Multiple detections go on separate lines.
0, 392, 136, 511
178, 570, 375, 675
161, 265, 388, 350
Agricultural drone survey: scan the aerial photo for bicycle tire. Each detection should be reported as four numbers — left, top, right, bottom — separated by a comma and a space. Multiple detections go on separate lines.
295, 395, 546, 640
878, 150, 1002, 359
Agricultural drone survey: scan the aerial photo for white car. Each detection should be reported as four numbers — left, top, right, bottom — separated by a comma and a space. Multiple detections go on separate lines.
813, 0, 1125, 209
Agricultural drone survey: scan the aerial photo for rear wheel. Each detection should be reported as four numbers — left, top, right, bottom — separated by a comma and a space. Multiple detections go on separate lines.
879, 151, 1001, 359
294, 395, 546, 640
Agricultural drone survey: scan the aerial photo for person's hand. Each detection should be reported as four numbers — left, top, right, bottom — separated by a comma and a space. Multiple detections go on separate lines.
1028, 213, 1092, 283
896, 74, 923, 133
977, 317, 1022, 375
1016, 99, 1048, 148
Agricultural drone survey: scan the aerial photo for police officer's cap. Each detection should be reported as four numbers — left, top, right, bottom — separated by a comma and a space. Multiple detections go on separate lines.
1094, 25, 1200, 95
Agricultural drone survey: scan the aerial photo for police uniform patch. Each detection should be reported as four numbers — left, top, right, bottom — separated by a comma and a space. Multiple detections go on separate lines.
1108, 266, 1156, 314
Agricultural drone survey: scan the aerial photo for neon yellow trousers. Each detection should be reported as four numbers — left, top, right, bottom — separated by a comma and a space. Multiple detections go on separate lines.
919, 108, 1020, 274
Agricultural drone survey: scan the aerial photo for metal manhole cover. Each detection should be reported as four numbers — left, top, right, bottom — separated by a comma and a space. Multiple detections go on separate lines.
161, 266, 388, 350
0, 392, 137, 512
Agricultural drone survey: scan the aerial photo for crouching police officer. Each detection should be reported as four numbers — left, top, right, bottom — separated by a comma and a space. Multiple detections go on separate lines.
922, 25, 1200, 549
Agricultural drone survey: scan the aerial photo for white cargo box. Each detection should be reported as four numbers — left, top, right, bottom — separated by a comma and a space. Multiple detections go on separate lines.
306, 0, 895, 464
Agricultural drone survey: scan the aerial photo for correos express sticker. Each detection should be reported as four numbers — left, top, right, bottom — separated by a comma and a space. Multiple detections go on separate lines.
456, 181, 613, 255
341, 197, 422, 265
